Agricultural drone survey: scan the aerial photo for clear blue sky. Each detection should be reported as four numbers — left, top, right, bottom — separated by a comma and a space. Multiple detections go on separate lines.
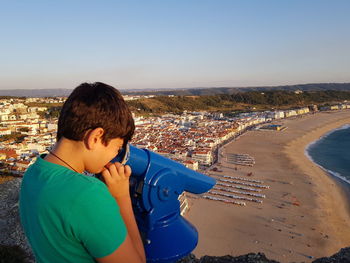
1, 0, 349, 90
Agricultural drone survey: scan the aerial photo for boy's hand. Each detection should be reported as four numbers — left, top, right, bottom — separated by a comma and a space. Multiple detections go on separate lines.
101, 162, 132, 200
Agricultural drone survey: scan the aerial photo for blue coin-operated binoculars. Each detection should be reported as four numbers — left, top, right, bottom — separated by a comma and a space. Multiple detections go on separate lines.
112, 144, 216, 263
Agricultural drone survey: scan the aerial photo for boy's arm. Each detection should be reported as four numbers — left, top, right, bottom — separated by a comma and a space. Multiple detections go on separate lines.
96, 234, 143, 263
97, 163, 146, 263
116, 195, 146, 262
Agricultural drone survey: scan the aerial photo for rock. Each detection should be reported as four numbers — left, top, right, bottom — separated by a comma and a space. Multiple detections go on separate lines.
0, 244, 28, 263
0, 178, 35, 263
178, 253, 199, 263
178, 248, 350, 263
178, 253, 279, 263
312, 247, 350, 263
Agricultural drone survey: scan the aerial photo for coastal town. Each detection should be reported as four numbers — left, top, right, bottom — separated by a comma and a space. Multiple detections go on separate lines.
1, 95, 349, 263
2, 1, 350, 262
1, 95, 350, 178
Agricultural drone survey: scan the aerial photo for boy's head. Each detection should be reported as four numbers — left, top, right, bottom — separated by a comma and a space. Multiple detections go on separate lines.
57, 82, 135, 147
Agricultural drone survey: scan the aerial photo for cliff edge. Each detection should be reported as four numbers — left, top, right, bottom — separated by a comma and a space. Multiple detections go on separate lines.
1, 178, 349, 263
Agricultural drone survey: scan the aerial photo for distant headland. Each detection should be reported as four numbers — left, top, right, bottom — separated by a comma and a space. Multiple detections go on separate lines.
0, 82, 350, 98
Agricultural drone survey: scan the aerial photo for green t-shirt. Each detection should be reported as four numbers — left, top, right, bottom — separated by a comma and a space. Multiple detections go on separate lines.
19, 155, 127, 263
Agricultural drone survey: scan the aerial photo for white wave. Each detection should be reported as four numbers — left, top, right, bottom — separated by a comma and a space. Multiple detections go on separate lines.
324, 167, 350, 185
305, 150, 350, 185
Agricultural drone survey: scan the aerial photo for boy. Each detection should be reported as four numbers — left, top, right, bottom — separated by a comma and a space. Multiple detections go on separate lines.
19, 82, 146, 263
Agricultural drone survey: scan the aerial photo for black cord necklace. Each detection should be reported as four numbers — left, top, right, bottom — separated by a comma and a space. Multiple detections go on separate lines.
48, 150, 79, 173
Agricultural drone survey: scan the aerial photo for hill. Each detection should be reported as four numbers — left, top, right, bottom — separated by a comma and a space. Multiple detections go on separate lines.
0, 83, 350, 97
123, 83, 350, 96
127, 90, 350, 114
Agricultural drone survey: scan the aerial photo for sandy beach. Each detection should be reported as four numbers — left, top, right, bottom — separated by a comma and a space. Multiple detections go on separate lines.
185, 110, 350, 263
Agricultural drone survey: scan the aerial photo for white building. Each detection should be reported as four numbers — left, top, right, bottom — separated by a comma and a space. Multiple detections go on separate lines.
268, 111, 285, 119
191, 150, 212, 165
285, 110, 297, 118
183, 160, 199, 171
47, 123, 58, 131
27, 143, 46, 153
0, 128, 11, 136
0, 114, 9, 121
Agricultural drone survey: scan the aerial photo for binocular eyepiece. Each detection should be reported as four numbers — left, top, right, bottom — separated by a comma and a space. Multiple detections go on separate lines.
111, 144, 216, 263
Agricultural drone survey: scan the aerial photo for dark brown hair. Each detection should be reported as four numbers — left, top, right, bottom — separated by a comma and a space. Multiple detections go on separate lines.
57, 82, 135, 145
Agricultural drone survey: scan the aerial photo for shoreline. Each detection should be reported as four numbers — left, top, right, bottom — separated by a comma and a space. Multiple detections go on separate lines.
185, 110, 350, 263
283, 112, 350, 253
304, 126, 350, 216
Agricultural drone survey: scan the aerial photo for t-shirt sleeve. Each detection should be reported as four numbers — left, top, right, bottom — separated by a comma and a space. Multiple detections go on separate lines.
69, 183, 127, 258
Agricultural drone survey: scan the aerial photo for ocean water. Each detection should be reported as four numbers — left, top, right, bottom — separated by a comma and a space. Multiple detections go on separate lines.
306, 124, 350, 185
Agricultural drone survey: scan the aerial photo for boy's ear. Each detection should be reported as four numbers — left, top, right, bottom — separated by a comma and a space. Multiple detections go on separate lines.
84, 128, 105, 150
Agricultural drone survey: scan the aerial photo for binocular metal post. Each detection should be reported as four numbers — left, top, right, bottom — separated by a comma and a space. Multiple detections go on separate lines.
112, 144, 216, 263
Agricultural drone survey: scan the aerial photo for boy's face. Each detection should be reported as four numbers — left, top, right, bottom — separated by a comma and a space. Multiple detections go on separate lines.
87, 137, 124, 174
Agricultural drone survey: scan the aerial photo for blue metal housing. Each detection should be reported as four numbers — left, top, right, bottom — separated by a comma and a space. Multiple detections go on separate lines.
112, 144, 216, 263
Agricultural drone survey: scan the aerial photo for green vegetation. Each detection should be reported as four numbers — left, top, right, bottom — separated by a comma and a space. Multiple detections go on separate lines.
30, 106, 62, 119
25, 102, 63, 107
24, 102, 63, 119
127, 90, 350, 114
0, 133, 26, 143
43, 106, 61, 119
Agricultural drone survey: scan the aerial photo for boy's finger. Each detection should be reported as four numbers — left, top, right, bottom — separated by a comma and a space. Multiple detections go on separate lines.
114, 162, 125, 178
101, 168, 112, 184
124, 165, 132, 177
107, 163, 119, 178
105, 162, 113, 169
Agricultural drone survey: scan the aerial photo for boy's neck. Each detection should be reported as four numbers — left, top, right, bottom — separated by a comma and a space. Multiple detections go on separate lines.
45, 138, 86, 174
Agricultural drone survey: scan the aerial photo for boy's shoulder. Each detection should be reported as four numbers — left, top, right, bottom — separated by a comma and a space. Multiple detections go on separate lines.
23, 155, 108, 201
30, 154, 98, 180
